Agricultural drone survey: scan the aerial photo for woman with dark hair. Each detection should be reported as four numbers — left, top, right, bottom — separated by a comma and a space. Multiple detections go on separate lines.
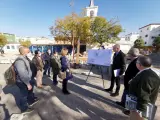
50, 51, 61, 85
60, 48, 73, 95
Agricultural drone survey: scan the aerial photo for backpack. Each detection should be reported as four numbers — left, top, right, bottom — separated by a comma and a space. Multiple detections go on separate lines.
4, 58, 29, 85
4, 62, 16, 85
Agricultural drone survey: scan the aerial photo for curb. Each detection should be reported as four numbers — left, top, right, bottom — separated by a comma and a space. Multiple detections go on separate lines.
0, 59, 15, 64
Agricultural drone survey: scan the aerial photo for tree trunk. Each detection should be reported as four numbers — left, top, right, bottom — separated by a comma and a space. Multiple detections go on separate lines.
72, 33, 75, 61
76, 38, 80, 64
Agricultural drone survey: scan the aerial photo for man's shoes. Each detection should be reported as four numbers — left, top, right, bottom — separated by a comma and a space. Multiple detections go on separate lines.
110, 92, 119, 97
53, 81, 58, 86
34, 97, 39, 101
29, 98, 39, 107
123, 110, 130, 116
62, 90, 70, 95
22, 108, 34, 114
105, 88, 113, 93
115, 101, 125, 108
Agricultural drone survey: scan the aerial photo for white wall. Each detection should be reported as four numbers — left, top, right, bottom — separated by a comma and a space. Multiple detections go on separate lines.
116, 41, 133, 54
3, 44, 20, 53
125, 33, 139, 42
139, 25, 160, 46
87, 42, 132, 54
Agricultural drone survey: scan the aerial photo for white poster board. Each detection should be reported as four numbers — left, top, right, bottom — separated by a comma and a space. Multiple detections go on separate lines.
87, 49, 112, 66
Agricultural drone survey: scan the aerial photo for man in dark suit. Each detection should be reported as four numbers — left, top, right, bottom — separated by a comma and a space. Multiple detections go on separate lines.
129, 56, 160, 120
105, 44, 126, 97
116, 48, 140, 108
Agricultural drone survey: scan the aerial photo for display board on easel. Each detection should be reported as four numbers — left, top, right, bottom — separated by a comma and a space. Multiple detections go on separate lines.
87, 49, 113, 66
86, 49, 113, 88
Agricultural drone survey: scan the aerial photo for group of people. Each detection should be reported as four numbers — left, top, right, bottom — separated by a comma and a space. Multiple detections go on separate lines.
14, 46, 72, 113
105, 44, 160, 120
10, 44, 160, 120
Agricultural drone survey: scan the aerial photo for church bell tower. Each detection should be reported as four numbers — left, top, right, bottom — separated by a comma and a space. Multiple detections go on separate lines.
85, 0, 98, 17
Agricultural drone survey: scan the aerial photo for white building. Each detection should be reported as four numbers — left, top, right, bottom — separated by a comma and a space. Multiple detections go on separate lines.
139, 23, 160, 46
119, 36, 125, 41
85, 0, 98, 17
116, 40, 133, 54
115, 33, 139, 54
2, 43, 20, 53
125, 33, 139, 43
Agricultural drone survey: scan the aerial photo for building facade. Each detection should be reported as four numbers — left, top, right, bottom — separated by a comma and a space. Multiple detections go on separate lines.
1, 33, 17, 43
139, 23, 160, 46
0, 33, 20, 53
125, 33, 139, 43
3, 43, 20, 53
85, 0, 98, 17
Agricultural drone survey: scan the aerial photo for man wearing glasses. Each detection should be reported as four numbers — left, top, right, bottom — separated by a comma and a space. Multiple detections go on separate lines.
129, 56, 160, 120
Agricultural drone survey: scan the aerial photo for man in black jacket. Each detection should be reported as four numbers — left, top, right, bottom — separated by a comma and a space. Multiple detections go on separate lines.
105, 44, 126, 97
129, 56, 160, 120
116, 48, 140, 107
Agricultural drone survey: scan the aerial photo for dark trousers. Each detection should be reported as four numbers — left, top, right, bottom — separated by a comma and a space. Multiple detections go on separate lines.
43, 63, 50, 75
121, 89, 129, 105
16, 82, 35, 112
109, 70, 120, 93
53, 74, 58, 83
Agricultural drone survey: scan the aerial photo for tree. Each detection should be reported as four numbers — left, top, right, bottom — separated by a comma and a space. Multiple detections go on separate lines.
19, 40, 31, 47
0, 34, 7, 53
50, 13, 92, 63
134, 38, 145, 48
90, 17, 123, 46
50, 13, 92, 45
153, 37, 160, 51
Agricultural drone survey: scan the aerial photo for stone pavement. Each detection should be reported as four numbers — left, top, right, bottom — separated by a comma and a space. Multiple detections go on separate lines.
0, 65, 160, 120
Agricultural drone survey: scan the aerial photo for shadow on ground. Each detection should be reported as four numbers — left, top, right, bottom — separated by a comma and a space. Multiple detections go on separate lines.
35, 76, 129, 120
0, 74, 128, 120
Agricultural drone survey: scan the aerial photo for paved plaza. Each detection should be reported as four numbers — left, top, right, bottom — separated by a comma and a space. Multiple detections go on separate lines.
0, 64, 160, 120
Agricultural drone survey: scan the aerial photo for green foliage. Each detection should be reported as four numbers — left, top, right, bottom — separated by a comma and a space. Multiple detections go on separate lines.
134, 38, 145, 48
19, 40, 31, 47
90, 17, 122, 45
50, 14, 123, 46
50, 13, 92, 46
153, 37, 160, 48
0, 34, 8, 47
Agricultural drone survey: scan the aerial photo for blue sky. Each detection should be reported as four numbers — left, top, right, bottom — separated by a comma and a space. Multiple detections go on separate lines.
0, 0, 160, 37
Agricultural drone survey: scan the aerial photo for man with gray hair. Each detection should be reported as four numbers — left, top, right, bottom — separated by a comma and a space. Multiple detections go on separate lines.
116, 48, 140, 109
105, 44, 126, 97
14, 47, 38, 113
129, 56, 160, 120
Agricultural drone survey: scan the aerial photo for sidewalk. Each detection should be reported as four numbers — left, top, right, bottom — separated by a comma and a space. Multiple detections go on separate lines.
0, 69, 129, 120
0, 66, 160, 120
